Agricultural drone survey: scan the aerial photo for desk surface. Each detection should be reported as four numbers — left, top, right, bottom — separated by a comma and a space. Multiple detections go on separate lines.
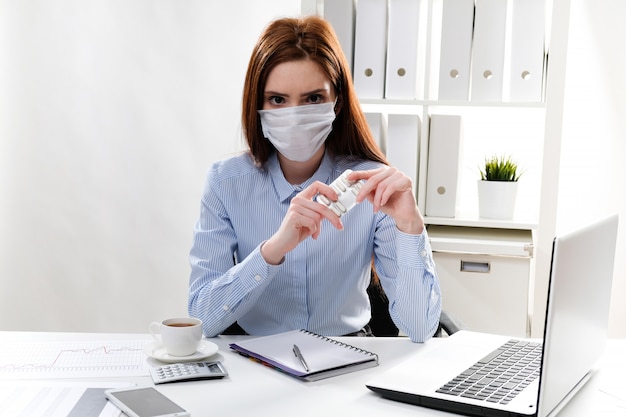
0, 331, 624, 417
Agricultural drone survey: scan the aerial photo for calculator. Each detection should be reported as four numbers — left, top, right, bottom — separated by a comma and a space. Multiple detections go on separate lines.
316, 169, 364, 217
149, 361, 228, 384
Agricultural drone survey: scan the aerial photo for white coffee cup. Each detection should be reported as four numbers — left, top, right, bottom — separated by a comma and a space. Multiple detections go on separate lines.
149, 317, 203, 357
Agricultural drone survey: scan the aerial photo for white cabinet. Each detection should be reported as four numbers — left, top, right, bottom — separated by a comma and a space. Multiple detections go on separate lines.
429, 226, 533, 337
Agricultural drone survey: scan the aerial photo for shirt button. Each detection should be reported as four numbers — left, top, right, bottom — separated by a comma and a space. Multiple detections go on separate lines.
222, 305, 229, 311
421, 250, 427, 258
254, 274, 262, 282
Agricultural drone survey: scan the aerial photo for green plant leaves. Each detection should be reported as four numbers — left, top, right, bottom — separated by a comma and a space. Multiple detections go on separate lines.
479, 155, 522, 182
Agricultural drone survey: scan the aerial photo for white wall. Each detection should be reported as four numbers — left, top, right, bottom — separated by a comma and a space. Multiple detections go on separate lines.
556, 0, 626, 337
0, 0, 301, 333
1, 0, 624, 337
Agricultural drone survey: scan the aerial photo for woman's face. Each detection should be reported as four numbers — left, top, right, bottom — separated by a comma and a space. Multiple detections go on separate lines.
262, 59, 336, 110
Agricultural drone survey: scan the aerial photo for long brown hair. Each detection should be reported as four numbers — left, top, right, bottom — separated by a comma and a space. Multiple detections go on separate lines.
241, 16, 387, 166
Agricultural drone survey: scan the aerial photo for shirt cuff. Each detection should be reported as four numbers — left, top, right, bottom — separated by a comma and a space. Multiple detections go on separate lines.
239, 243, 282, 291
395, 228, 434, 269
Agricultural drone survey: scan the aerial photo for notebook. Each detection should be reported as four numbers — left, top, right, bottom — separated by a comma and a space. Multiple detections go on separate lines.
229, 329, 379, 381
366, 214, 619, 417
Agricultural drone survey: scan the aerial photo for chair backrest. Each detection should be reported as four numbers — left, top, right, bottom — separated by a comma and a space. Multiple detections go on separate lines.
367, 271, 400, 337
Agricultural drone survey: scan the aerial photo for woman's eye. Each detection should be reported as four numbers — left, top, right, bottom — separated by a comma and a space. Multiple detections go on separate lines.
307, 95, 323, 104
268, 96, 285, 105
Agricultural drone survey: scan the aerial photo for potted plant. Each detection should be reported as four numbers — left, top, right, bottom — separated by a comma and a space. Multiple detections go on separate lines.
477, 155, 522, 219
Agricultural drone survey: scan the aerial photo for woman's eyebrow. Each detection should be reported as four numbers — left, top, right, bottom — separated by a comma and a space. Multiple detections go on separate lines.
264, 90, 287, 97
263, 88, 329, 98
300, 88, 329, 97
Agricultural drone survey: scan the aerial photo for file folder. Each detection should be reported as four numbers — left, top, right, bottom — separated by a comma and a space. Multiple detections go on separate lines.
470, 0, 508, 102
353, 0, 388, 99
386, 114, 420, 192
364, 112, 387, 153
323, 0, 356, 73
509, 0, 546, 102
438, 0, 474, 101
385, 0, 422, 100
425, 114, 463, 218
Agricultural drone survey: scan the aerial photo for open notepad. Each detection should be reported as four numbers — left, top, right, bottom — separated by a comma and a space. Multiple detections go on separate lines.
229, 329, 379, 381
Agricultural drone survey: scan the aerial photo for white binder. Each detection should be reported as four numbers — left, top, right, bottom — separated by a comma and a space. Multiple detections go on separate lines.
509, 0, 546, 102
353, 0, 388, 99
470, 0, 508, 102
438, 0, 474, 101
425, 114, 463, 218
385, 0, 422, 100
364, 112, 387, 153
323, 0, 356, 73
386, 114, 420, 191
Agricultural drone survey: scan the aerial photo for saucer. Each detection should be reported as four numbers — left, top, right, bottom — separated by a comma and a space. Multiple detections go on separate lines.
143, 340, 219, 363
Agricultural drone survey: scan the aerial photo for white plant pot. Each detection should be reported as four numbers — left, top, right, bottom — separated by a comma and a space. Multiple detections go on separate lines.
477, 180, 519, 219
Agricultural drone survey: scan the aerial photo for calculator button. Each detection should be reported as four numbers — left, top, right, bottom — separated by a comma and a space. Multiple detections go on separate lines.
150, 361, 228, 384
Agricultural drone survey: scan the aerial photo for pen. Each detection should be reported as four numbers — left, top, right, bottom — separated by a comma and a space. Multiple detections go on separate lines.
292, 344, 310, 372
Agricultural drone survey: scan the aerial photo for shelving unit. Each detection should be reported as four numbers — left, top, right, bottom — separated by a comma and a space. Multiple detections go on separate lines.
303, 0, 567, 338
360, 100, 545, 231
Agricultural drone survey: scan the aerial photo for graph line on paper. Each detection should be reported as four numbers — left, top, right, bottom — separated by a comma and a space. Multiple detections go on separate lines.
0, 340, 151, 379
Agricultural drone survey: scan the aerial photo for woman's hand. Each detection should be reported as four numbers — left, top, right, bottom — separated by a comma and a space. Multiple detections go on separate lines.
350, 167, 425, 235
261, 181, 344, 265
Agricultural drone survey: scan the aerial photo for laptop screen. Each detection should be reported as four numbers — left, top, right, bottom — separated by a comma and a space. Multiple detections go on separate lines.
537, 214, 618, 416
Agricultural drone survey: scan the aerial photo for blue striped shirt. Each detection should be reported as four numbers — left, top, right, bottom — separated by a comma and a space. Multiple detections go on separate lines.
188, 151, 441, 342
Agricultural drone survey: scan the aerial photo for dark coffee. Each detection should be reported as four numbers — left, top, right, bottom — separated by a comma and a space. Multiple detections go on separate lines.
167, 323, 195, 327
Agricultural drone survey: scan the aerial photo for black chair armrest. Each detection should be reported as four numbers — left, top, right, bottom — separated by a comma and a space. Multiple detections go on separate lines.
438, 310, 465, 336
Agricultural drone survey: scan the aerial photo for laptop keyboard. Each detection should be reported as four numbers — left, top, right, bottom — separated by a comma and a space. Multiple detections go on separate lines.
436, 339, 542, 405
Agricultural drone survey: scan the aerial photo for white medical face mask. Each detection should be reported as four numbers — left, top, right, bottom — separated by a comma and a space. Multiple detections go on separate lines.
258, 101, 337, 162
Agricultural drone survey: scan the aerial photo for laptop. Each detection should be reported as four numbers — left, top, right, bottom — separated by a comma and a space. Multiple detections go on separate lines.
366, 214, 619, 417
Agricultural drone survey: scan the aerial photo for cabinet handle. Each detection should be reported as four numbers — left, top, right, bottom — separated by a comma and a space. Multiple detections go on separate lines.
460, 260, 491, 273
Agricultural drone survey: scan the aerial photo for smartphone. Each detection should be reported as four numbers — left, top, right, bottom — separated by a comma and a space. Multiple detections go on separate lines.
105, 386, 190, 417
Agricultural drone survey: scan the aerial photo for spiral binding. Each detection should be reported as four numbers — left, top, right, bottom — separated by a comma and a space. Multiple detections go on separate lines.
298, 329, 379, 360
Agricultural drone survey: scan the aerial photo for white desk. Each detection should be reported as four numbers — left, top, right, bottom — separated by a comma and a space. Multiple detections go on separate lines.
0, 332, 624, 416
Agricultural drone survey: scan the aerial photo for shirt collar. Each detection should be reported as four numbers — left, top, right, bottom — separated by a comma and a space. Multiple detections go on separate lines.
268, 151, 334, 203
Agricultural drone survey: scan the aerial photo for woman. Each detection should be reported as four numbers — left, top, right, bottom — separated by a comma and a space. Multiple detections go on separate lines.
188, 15, 441, 342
